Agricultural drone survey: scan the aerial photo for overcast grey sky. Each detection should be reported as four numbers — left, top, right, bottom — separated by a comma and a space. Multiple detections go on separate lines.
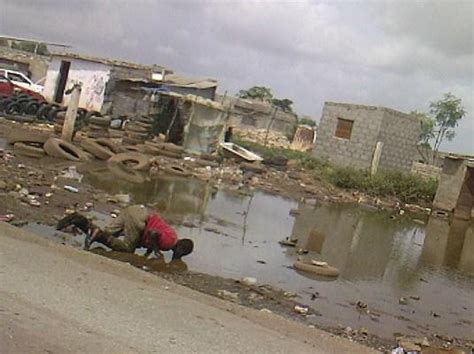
1, 0, 472, 153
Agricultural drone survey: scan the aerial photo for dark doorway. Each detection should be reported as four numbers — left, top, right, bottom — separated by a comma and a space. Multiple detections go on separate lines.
54, 60, 71, 103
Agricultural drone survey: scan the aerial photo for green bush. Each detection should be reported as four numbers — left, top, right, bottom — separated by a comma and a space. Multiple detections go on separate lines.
329, 167, 438, 203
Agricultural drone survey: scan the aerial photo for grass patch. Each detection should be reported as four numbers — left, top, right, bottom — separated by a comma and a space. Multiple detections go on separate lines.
234, 135, 438, 203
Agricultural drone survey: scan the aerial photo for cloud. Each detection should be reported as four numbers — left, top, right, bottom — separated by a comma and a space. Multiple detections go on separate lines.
0, 0, 472, 153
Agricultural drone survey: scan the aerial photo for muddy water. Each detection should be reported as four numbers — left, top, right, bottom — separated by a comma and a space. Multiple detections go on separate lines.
58, 167, 474, 340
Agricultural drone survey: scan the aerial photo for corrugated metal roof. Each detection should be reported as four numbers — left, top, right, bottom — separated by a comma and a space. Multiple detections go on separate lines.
163, 74, 218, 89
50, 52, 171, 72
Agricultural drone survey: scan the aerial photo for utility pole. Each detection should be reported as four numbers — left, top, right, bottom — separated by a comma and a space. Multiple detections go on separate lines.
61, 83, 82, 142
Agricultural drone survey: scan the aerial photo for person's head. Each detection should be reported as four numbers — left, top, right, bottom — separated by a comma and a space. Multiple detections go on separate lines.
172, 238, 194, 260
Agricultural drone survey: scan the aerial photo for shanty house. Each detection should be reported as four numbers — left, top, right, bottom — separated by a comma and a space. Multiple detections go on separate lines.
42, 53, 171, 115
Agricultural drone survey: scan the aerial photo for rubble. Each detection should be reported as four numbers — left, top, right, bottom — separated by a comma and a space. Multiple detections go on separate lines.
235, 128, 290, 148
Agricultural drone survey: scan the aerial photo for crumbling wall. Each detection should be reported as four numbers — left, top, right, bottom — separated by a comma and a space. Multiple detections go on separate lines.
313, 102, 383, 169
43, 57, 111, 111
411, 162, 442, 180
377, 109, 420, 171
433, 158, 467, 212
0, 46, 49, 82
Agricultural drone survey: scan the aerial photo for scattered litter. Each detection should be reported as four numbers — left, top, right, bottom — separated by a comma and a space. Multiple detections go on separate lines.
18, 188, 29, 197
297, 248, 309, 254
399, 297, 408, 305
217, 290, 239, 302
0, 214, 15, 222
409, 295, 420, 301
256, 260, 266, 264
311, 260, 328, 267
114, 194, 131, 205
64, 185, 79, 193
399, 209, 405, 215
241, 277, 257, 286
29, 200, 41, 207
17, 164, 25, 169
45, 192, 53, 198
64, 209, 76, 215
61, 166, 83, 182
294, 304, 309, 315
260, 308, 272, 313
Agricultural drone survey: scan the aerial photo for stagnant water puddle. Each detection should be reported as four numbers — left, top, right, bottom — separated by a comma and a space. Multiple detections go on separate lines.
26, 166, 474, 341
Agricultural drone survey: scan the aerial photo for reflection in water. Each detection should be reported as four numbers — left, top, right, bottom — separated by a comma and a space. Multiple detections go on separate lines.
421, 217, 474, 273
291, 204, 414, 281
80, 169, 474, 340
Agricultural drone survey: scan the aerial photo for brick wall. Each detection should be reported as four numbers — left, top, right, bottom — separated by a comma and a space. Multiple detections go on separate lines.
378, 109, 421, 171
313, 102, 383, 169
411, 162, 441, 179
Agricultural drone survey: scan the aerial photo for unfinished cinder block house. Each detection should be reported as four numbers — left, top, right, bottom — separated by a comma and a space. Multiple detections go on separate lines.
313, 102, 421, 172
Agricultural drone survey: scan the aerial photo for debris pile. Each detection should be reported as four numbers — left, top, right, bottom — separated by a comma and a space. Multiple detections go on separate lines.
235, 128, 290, 148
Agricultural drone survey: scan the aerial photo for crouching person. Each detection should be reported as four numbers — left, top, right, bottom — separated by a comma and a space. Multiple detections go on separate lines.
57, 204, 194, 260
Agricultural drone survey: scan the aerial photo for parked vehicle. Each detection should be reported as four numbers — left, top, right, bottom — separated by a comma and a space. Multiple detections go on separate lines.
0, 69, 44, 94
0, 71, 44, 100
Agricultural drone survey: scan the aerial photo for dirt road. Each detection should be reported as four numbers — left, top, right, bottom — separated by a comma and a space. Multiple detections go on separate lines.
0, 222, 375, 353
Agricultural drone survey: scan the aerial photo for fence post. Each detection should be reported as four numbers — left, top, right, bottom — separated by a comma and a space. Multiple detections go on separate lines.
370, 141, 384, 176
61, 84, 82, 142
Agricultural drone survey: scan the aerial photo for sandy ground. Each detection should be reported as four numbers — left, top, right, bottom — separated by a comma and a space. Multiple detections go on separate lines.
0, 221, 376, 354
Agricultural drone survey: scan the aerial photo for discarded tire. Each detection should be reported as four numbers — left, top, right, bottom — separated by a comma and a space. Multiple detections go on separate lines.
161, 143, 184, 153
95, 138, 122, 154
89, 115, 110, 127
7, 131, 50, 145
43, 138, 90, 161
80, 138, 116, 160
293, 261, 339, 277
200, 152, 221, 163
23, 101, 41, 116
155, 148, 182, 159
3, 114, 36, 123
126, 123, 148, 133
122, 136, 143, 145
240, 162, 266, 174
108, 152, 151, 171
160, 164, 191, 177
13, 142, 45, 158
192, 158, 219, 168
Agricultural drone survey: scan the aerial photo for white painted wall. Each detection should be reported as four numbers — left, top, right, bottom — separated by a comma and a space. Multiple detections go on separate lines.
43, 57, 111, 112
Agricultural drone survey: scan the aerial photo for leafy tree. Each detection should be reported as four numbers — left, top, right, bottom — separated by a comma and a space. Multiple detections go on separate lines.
429, 93, 465, 156
237, 86, 273, 103
272, 98, 294, 113
413, 93, 466, 163
298, 117, 317, 127
11, 41, 49, 55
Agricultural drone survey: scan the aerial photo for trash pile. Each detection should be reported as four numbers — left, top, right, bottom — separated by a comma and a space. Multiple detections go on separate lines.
235, 128, 290, 148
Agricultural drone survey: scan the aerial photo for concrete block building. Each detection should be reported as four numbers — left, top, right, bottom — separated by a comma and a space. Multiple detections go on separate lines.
313, 102, 421, 172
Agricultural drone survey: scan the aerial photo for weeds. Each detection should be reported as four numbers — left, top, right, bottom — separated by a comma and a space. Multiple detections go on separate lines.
234, 135, 438, 203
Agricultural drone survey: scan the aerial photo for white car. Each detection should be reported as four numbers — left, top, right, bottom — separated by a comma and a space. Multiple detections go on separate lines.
0, 69, 44, 94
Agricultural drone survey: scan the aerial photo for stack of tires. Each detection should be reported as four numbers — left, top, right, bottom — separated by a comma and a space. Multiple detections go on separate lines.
0, 93, 47, 122
122, 115, 153, 145
86, 112, 111, 139
8, 131, 49, 159
53, 108, 88, 135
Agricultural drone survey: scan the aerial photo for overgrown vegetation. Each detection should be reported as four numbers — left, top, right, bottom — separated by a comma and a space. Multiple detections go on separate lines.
234, 135, 438, 203
328, 167, 437, 203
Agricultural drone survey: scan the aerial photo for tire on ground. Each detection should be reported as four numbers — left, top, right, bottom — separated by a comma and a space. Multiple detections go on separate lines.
80, 138, 116, 160
13, 142, 46, 158
95, 138, 122, 154
89, 116, 111, 127
108, 152, 151, 171
7, 130, 50, 145
160, 164, 191, 177
240, 162, 266, 174
43, 138, 91, 161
